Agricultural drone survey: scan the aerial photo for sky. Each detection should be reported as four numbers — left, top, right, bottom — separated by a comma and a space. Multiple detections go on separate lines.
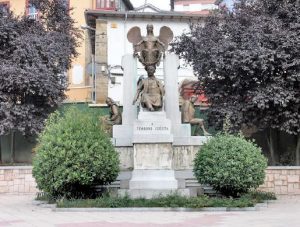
130, 0, 235, 11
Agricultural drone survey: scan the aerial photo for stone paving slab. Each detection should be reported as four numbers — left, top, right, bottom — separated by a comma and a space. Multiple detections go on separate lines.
0, 195, 299, 226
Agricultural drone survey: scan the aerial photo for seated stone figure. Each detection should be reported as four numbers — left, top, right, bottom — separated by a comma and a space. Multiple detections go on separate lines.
133, 65, 165, 111
100, 97, 122, 135
181, 95, 211, 136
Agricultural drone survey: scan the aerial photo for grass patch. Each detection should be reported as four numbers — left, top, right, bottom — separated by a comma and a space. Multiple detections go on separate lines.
54, 191, 276, 208
36, 192, 56, 204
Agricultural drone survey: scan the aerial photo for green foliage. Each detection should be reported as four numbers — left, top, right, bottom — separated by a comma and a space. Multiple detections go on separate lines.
194, 134, 268, 197
56, 191, 275, 208
246, 190, 276, 202
32, 106, 120, 198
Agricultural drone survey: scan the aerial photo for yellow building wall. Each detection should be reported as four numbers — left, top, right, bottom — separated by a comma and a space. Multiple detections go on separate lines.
1, 0, 94, 102
0, 0, 26, 16
67, 0, 93, 102
65, 87, 91, 103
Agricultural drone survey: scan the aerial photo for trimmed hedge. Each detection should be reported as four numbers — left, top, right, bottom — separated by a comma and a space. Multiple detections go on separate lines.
194, 134, 267, 197
32, 106, 119, 198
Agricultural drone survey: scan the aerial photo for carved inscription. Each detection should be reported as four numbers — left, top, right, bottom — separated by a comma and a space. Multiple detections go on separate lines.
137, 126, 169, 131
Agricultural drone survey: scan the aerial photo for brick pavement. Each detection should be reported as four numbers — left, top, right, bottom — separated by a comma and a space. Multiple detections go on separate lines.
0, 195, 299, 227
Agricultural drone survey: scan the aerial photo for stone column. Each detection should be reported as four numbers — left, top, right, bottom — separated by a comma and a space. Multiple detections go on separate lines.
163, 54, 187, 136
121, 55, 137, 125
112, 55, 137, 146
163, 54, 209, 146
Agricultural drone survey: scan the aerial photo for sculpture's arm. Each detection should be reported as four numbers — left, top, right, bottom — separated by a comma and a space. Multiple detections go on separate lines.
133, 44, 139, 57
157, 39, 166, 50
157, 80, 165, 96
133, 82, 143, 105
110, 105, 119, 121
181, 102, 191, 123
136, 39, 144, 46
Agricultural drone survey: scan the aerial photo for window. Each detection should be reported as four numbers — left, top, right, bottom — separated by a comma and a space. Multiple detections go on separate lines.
27, 3, 38, 20
25, 0, 38, 20
183, 4, 190, 11
96, 0, 116, 10
62, 0, 69, 10
0, 2, 10, 16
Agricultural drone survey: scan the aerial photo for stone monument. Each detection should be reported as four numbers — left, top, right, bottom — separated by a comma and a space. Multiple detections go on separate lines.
113, 24, 210, 198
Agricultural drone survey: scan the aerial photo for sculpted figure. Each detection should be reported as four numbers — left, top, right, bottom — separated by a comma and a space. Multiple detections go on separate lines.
127, 24, 173, 67
133, 65, 165, 111
100, 97, 122, 135
181, 96, 211, 136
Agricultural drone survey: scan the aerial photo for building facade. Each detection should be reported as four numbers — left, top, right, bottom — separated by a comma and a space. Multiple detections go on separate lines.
85, 10, 206, 106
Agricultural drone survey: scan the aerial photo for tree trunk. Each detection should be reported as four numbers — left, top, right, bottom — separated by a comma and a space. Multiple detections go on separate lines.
10, 131, 15, 163
0, 137, 2, 163
295, 134, 300, 166
267, 128, 278, 165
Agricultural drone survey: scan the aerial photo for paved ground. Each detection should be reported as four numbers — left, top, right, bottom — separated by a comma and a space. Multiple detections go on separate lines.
0, 195, 299, 227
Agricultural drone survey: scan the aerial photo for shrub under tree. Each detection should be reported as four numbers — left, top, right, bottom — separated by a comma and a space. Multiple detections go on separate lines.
172, 0, 300, 165
0, 0, 81, 137
194, 134, 267, 197
32, 107, 120, 198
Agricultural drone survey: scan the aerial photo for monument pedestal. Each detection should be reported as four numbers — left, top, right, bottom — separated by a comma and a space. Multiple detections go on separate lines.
120, 111, 183, 198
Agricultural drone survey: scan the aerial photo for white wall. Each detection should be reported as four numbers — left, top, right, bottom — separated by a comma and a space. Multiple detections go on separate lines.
106, 18, 201, 105
175, 3, 218, 12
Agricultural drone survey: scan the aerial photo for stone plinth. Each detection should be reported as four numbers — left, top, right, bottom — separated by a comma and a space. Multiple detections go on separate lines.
133, 111, 173, 143
129, 170, 178, 189
124, 142, 179, 198
134, 144, 173, 169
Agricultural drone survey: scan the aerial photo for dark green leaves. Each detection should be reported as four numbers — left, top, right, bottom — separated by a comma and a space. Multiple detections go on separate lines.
0, 0, 81, 136
172, 0, 300, 135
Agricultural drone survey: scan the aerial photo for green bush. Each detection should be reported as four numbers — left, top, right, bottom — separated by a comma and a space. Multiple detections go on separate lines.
32, 106, 120, 198
194, 134, 267, 197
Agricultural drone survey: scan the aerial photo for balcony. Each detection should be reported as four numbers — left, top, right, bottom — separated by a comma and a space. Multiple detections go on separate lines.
95, 0, 116, 11
28, 12, 38, 20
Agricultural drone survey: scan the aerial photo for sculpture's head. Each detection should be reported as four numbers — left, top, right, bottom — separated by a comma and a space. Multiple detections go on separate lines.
190, 95, 198, 103
146, 24, 154, 34
145, 65, 156, 76
105, 97, 114, 106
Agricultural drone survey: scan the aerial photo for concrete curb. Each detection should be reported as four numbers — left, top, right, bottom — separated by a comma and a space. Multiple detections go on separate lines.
52, 201, 272, 212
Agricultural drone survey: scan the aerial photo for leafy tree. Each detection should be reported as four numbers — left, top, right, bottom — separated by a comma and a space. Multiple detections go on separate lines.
0, 0, 81, 137
172, 0, 300, 165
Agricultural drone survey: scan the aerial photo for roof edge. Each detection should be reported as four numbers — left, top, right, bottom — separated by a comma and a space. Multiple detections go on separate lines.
85, 9, 208, 20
